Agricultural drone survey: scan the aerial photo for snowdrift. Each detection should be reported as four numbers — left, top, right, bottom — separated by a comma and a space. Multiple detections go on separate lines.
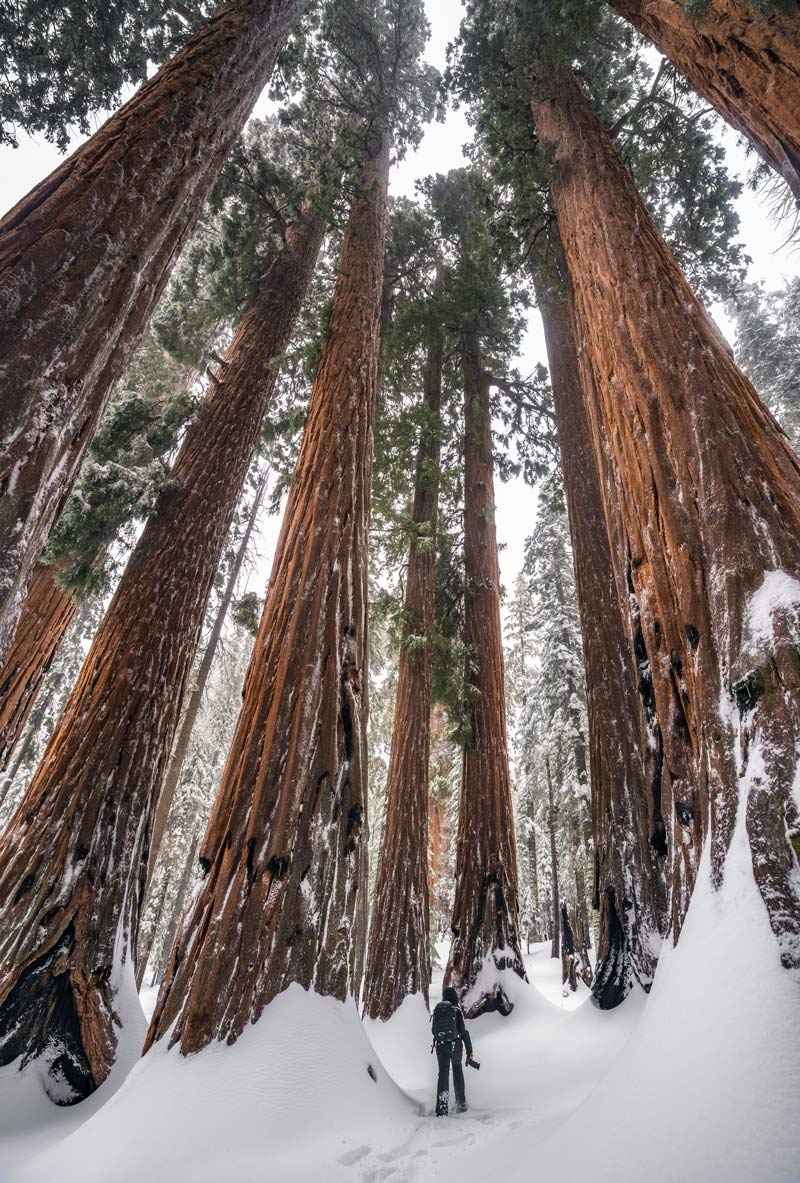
3, 808, 798, 1183
0, 956, 147, 1177
455, 813, 800, 1183
11, 986, 415, 1183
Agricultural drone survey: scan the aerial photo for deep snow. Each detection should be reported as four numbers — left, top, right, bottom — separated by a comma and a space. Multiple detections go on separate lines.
2, 819, 799, 1183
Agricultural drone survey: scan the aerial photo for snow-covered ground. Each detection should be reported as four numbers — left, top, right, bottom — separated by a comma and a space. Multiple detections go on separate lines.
2, 821, 799, 1183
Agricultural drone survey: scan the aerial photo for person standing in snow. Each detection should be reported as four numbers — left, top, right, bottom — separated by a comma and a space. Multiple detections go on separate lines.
431, 986, 477, 1115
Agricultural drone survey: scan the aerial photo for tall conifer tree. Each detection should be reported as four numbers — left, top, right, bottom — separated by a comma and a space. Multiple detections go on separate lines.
0, 0, 308, 665
0, 137, 327, 1101
147, 0, 437, 1056
607, 0, 800, 203
528, 46, 800, 968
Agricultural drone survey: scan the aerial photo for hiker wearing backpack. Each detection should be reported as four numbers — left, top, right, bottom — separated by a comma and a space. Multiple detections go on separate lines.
431, 986, 477, 1116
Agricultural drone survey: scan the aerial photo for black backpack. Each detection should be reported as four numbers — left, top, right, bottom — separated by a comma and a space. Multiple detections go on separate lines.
431, 1001, 460, 1053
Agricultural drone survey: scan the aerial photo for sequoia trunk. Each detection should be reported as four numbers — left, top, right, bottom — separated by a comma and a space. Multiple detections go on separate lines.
609, 0, 800, 203
0, 565, 77, 771
146, 137, 390, 1057
531, 64, 800, 969
536, 260, 668, 1004
445, 333, 525, 1017
0, 204, 326, 1102
0, 0, 308, 664
362, 263, 445, 1022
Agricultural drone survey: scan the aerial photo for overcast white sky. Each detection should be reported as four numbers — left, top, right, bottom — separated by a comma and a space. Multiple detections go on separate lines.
0, 0, 798, 607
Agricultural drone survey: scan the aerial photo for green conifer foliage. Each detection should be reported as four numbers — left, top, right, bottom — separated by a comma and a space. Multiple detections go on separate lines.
0, 1, 214, 149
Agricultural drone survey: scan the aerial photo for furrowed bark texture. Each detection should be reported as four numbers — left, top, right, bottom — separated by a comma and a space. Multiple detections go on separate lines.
537, 265, 668, 1005
445, 334, 525, 1017
362, 264, 445, 1022
146, 139, 390, 1057
0, 0, 308, 665
531, 65, 800, 972
609, 0, 800, 203
0, 565, 77, 771
0, 205, 325, 1102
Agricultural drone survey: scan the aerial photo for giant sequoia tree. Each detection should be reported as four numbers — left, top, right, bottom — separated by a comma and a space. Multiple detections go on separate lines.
0, 0, 308, 666
455, 0, 756, 1001
449, 329, 525, 1015
0, 1, 214, 148
147, 0, 436, 1055
529, 50, 800, 968
148, 135, 391, 1054
363, 262, 445, 1021
0, 328, 196, 772
607, 0, 800, 203
418, 173, 527, 1016
538, 263, 668, 1003
0, 166, 326, 1101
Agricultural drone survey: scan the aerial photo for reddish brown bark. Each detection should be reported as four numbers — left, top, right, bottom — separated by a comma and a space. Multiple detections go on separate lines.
609, 0, 800, 203
146, 137, 390, 1057
362, 263, 445, 1022
531, 64, 800, 970
0, 565, 77, 771
445, 334, 525, 1017
537, 264, 668, 1004
0, 0, 308, 666
0, 203, 326, 1102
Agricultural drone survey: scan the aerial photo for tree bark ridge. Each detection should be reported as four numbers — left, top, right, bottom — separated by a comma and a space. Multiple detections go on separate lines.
146, 137, 390, 1056
0, 0, 308, 664
531, 63, 800, 972
363, 262, 445, 1021
445, 332, 525, 1017
0, 201, 325, 1101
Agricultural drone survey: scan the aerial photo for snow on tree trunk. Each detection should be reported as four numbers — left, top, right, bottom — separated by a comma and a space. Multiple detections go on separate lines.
445, 332, 525, 1017
609, 0, 800, 204
362, 263, 445, 1022
531, 63, 800, 973
537, 263, 668, 1005
0, 203, 326, 1103
0, 565, 77, 771
145, 136, 390, 1057
0, 0, 308, 666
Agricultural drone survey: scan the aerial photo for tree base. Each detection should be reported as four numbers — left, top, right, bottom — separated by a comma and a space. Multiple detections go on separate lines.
591, 889, 633, 1011
0, 928, 96, 1104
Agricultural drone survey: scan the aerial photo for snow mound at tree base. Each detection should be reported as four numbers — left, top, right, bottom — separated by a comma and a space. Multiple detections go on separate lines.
12, 985, 415, 1183
459, 814, 800, 1183
0, 956, 147, 1176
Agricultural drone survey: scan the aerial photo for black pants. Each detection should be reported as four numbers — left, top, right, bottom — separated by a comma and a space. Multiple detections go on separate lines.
435, 1040, 465, 1115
